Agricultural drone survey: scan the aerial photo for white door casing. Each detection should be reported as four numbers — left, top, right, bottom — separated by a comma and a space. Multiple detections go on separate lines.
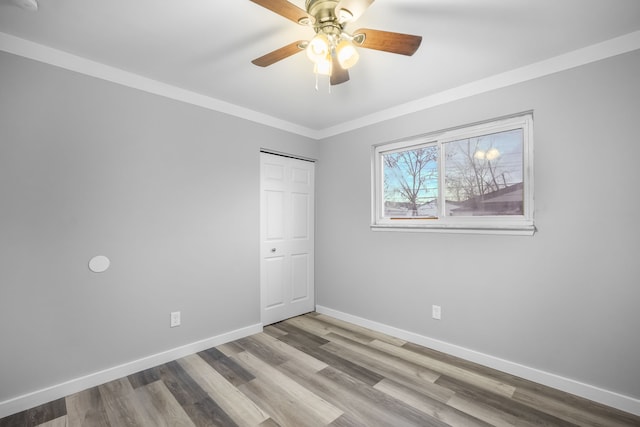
260, 152, 315, 325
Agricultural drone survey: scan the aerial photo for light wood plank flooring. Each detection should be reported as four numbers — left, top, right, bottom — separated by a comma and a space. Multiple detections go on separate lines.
2, 312, 639, 426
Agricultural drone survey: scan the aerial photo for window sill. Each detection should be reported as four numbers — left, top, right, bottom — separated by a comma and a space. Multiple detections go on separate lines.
370, 224, 536, 236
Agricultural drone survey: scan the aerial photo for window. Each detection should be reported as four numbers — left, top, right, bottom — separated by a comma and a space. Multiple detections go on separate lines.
372, 113, 534, 235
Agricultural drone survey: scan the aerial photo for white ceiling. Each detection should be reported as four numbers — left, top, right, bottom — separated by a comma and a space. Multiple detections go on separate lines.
1, 0, 640, 138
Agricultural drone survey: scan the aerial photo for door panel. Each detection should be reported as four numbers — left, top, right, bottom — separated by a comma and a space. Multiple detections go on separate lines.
264, 257, 285, 308
291, 165, 311, 185
265, 190, 285, 240
291, 253, 310, 301
291, 193, 309, 239
260, 153, 315, 325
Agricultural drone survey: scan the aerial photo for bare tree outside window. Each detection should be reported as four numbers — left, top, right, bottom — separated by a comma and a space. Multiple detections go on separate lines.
382, 146, 438, 217
444, 129, 523, 216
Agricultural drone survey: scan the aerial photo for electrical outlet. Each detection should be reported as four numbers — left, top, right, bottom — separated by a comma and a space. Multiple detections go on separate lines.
432, 305, 441, 320
170, 311, 181, 328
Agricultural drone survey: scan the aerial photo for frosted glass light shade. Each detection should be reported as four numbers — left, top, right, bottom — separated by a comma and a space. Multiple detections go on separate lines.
306, 34, 330, 63
336, 39, 359, 69
314, 55, 332, 76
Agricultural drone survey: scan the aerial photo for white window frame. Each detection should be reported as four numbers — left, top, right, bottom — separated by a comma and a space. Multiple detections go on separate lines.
371, 113, 535, 235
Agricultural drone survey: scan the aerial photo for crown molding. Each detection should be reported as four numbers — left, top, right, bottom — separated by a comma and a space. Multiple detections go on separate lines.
0, 32, 322, 139
2, 30, 639, 140
318, 30, 640, 139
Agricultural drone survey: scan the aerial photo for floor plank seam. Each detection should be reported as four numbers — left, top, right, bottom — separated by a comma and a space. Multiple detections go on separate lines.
2, 313, 639, 427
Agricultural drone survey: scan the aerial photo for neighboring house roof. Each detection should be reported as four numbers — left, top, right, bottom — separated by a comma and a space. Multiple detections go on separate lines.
449, 182, 523, 216
386, 182, 523, 217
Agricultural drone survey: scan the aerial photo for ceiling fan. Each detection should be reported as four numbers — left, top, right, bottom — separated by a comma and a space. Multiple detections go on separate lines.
250, 0, 422, 85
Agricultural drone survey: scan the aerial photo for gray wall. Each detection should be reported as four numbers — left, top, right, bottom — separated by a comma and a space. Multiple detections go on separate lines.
2, 46, 639, 407
0, 51, 317, 402
316, 50, 640, 399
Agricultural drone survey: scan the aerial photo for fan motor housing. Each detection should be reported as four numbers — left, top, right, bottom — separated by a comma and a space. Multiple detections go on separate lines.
306, 0, 342, 33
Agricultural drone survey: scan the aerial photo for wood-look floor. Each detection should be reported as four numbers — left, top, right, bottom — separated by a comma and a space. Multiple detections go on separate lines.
1, 312, 639, 427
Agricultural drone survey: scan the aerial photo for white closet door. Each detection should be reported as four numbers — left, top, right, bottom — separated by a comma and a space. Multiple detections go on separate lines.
260, 152, 315, 325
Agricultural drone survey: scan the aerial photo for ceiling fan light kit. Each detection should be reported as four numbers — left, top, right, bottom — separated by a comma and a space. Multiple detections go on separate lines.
306, 32, 359, 74
250, 0, 422, 86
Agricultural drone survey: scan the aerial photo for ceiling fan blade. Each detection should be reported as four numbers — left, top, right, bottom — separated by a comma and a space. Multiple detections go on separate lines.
249, 0, 314, 25
335, 0, 374, 22
330, 55, 350, 85
354, 28, 422, 56
252, 41, 307, 67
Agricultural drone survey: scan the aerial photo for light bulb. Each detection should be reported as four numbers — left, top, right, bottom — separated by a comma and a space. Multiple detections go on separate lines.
314, 55, 332, 76
306, 34, 330, 64
336, 39, 359, 69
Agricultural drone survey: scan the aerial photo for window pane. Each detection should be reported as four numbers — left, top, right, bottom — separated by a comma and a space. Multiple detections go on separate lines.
443, 129, 523, 216
382, 145, 438, 218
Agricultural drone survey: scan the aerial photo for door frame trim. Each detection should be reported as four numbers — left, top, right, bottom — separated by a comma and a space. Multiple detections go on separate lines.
260, 148, 317, 163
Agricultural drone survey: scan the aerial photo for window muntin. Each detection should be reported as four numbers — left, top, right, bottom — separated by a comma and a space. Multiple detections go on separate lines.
372, 114, 534, 234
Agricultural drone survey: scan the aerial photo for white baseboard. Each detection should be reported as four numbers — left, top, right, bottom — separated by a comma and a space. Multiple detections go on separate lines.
0, 323, 263, 419
315, 305, 640, 417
